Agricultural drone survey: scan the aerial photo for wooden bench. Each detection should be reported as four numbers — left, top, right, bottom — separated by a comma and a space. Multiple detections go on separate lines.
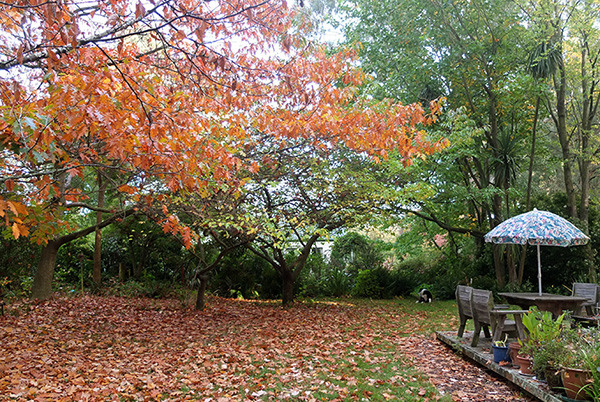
470, 288, 528, 347
456, 285, 481, 338
572, 282, 599, 316
456, 285, 509, 337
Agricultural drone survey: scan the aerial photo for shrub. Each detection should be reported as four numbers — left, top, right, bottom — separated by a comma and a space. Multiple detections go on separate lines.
352, 269, 382, 298
331, 232, 383, 274
300, 252, 354, 298
210, 249, 270, 299
324, 267, 353, 297
385, 267, 421, 297
55, 237, 93, 286
104, 277, 176, 299
0, 237, 40, 297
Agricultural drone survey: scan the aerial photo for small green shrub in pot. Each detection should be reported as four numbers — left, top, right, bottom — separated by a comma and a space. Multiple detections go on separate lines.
532, 335, 571, 385
578, 327, 600, 400
519, 308, 565, 351
519, 308, 568, 379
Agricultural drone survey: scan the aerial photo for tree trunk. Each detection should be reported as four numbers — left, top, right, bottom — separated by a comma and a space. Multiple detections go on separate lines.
518, 244, 527, 285
554, 65, 578, 219
493, 245, 505, 288
507, 246, 517, 284
30, 208, 137, 300
195, 275, 209, 310
579, 42, 592, 231
31, 240, 61, 300
282, 271, 295, 307
118, 262, 126, 282
132, 251, 146, 279
580, 158, 590, 229
526, 97, 540, 210
93, 172, 106, 286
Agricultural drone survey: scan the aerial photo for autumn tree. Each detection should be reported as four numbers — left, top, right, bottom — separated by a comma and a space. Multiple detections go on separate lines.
0, 0, 443, 299
239, 125, 443, 305
162, 188, 255, 310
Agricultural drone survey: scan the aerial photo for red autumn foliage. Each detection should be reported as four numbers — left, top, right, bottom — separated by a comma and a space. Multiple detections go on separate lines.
0, 0, 445, 246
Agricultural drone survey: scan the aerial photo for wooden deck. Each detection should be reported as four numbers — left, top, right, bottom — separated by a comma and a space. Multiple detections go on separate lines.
435, 331, 572, 402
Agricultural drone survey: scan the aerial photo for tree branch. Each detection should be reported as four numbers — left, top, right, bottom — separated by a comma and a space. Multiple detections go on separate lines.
401, 207, 486, 238
56, 207, 138, 247
63, 203, 116, 214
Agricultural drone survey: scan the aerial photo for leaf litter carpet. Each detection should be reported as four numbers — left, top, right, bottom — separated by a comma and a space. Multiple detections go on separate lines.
0, 296, 534, 401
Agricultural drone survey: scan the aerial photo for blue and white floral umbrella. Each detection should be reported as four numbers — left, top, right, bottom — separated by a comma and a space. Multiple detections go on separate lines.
484, 209, 590, 295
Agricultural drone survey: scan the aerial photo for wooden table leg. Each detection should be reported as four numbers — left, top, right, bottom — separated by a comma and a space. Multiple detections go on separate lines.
514, 314, 526, 340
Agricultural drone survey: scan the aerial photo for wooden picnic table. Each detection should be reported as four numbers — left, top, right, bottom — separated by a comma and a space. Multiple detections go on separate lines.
498, 292, 588, 317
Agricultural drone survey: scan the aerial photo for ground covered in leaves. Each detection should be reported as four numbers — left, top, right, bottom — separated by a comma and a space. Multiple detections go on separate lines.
0, 296, 534, 401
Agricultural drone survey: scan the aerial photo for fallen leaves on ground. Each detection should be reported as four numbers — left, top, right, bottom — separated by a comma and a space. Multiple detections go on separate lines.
407, 336, 534, 401
0, 296, 534, 401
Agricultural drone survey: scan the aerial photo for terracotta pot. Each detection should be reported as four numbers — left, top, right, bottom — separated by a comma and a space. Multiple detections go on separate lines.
508, 342, 521, 364
561, 367, 592, 401
514, 354, 533, 375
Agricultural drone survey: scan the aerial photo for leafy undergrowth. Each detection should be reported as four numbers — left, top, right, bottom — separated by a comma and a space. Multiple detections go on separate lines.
0, 296, 530, 401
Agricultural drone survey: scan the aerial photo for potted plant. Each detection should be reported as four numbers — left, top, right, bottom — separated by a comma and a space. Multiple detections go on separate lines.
532, 334, 570, 391
562, 362, 592, 401
515, 349, 534, 375
492, 335, 511, 364
518, 307, 567, 377
560, 327, 599, 401
516, 309, 541, 375
579, 338, 600, 401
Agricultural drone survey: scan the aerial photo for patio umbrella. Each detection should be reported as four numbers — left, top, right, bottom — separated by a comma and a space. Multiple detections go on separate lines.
484, 208, 590, 295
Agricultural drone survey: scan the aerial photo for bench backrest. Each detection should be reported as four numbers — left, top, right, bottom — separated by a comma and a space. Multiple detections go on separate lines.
470, 288, 495, 326
456, 285, 473, 318
572, 282, 599, 305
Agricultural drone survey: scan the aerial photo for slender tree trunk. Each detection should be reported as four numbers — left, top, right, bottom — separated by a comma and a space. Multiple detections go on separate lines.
579, 41, 592, 231
518, 245, 527, 285
132, 250, 146, 279
195, 275, 209, 310
488, 92, 515, 285
93, 172, 106, 286
555, 66, 578, 219
493, 245, 505, 288
580, 158, 590, 226
518, 96, 541, 286
118, 262, 126, 282
31, 240, 61, 300
507, 247, 517, 284
526, 96, 540, 210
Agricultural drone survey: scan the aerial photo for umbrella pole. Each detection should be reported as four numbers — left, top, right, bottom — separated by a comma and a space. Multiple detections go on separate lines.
537, 244, 542, 296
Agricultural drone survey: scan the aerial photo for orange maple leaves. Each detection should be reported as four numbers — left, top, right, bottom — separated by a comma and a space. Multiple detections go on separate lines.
0, 200, 29, 239
0, 0, 445, 244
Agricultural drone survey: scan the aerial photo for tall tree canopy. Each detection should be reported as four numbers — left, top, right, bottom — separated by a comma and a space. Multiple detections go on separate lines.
0, 0, 443, 299
340, 0, 600, 287
341, 0, 537, 285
